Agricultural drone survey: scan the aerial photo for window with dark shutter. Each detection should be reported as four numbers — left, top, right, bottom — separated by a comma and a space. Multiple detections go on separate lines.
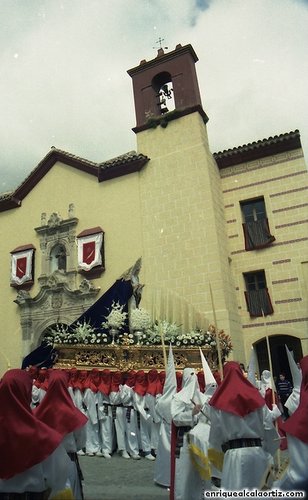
244, 270, 274, 317
241, 197, 275, 251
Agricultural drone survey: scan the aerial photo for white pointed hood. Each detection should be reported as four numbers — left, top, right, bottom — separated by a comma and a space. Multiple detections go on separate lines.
155, 344, 177, 423
199, 347, 217, 397
259, 369, 272, 397
173, 367, 204, 405
247, 346, 258, 387
285, 345, 302, 389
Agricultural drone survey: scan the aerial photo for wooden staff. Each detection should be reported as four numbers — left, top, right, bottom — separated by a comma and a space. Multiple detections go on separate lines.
262, 310, 275, 405
262, 309, 281, 472
209, 283, 224, 381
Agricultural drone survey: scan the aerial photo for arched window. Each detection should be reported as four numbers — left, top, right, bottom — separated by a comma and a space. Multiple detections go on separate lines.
50, 244, 67, 272
152, 71, 175, 115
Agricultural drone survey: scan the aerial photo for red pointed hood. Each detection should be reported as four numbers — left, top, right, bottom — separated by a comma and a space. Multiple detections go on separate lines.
134, 370, 148, 396
209, 361, 265, 416
98, 369, 112, 396
0, 369, 64, 480
34, 369, 87, 436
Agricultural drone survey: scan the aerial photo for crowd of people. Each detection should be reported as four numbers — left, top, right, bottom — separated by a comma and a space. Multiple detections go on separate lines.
0, 352, 307, 500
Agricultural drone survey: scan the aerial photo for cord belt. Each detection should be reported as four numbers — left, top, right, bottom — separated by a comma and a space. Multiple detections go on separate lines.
222, 437, 262, 453
175, 426, 192, 459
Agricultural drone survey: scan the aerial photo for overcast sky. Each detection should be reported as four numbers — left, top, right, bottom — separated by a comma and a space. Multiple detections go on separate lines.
1, 0, 308, 192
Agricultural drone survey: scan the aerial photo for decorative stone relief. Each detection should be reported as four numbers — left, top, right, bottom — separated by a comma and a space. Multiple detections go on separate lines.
48, 212, 62, 227
14, 206, 101, 357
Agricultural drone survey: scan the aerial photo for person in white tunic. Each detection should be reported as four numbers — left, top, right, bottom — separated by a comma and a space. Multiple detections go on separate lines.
208, 361, 279, 490
133, 370, 155, 460
120, 370, 141, 459
259, 370, 281, 420
0, 369, 71, 499
83, 368, 102, 456
96, 369, 114, 458
154, 347, 177, 488
67, 367, 79, 404
71, 369, 88, 456
145, 369, 161, 455
34, 369, 88, 500
171, 367, 206, 500
274, 355, 308, 492
109, 370, 130, 459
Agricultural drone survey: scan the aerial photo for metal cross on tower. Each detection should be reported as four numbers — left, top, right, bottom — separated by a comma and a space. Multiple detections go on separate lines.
153, 37, 168, 50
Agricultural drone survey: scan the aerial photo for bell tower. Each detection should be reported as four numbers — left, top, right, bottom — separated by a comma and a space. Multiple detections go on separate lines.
127, 43, 208, 132
127, 43, 244, 362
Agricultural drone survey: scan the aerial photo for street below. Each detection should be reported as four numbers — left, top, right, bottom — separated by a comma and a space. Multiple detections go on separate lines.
79, 454, 169, 500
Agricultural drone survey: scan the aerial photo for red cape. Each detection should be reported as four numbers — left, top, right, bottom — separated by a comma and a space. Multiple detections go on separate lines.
209, 361, 265, 416
34, 369, 87, 437
0, 369, 63, 480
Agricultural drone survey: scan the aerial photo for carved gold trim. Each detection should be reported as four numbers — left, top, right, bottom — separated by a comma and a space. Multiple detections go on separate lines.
54, 344, 213, 371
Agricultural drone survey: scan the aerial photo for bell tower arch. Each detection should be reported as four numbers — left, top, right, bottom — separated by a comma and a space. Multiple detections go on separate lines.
127, 43, 208, 132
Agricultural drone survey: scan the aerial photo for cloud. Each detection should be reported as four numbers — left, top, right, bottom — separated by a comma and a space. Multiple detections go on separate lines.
0, 0, 307, 190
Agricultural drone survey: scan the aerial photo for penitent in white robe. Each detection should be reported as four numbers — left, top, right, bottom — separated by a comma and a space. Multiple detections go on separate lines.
0, 444, 71, 495
62, 428, 87, 500
209, 405, 279, 490
154, 389, 174, 488
274, 435, 308, 490
171, 398, 207, 500
83, 387, 100, 455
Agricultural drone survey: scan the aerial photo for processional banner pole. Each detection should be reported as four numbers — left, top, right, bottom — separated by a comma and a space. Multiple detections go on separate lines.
159, 321, 168, 371
209, 283, 224, 381
262, 309, 281, 472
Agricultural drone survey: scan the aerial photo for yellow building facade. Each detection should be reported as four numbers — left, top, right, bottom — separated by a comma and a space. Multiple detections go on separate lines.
0, 43, 307, 376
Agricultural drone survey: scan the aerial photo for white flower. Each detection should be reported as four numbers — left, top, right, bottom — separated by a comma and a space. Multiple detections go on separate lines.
130, 307, 152, 331
101, 301, 127, 330
72, 320, 97, 342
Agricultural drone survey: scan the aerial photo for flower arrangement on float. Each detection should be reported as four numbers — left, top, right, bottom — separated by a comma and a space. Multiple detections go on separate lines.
101, 301, 127, 331
45, 320, 110, 345
130, 307, 152, 331
45, 323, 71, 344
44, 304, 232, 358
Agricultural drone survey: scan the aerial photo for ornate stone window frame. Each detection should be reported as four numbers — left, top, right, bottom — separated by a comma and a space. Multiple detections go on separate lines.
35, 209, 79, 288
10, 243, 36, 290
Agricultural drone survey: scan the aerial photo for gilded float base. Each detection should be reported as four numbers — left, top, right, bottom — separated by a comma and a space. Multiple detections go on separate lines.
54, 344, 215, 371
